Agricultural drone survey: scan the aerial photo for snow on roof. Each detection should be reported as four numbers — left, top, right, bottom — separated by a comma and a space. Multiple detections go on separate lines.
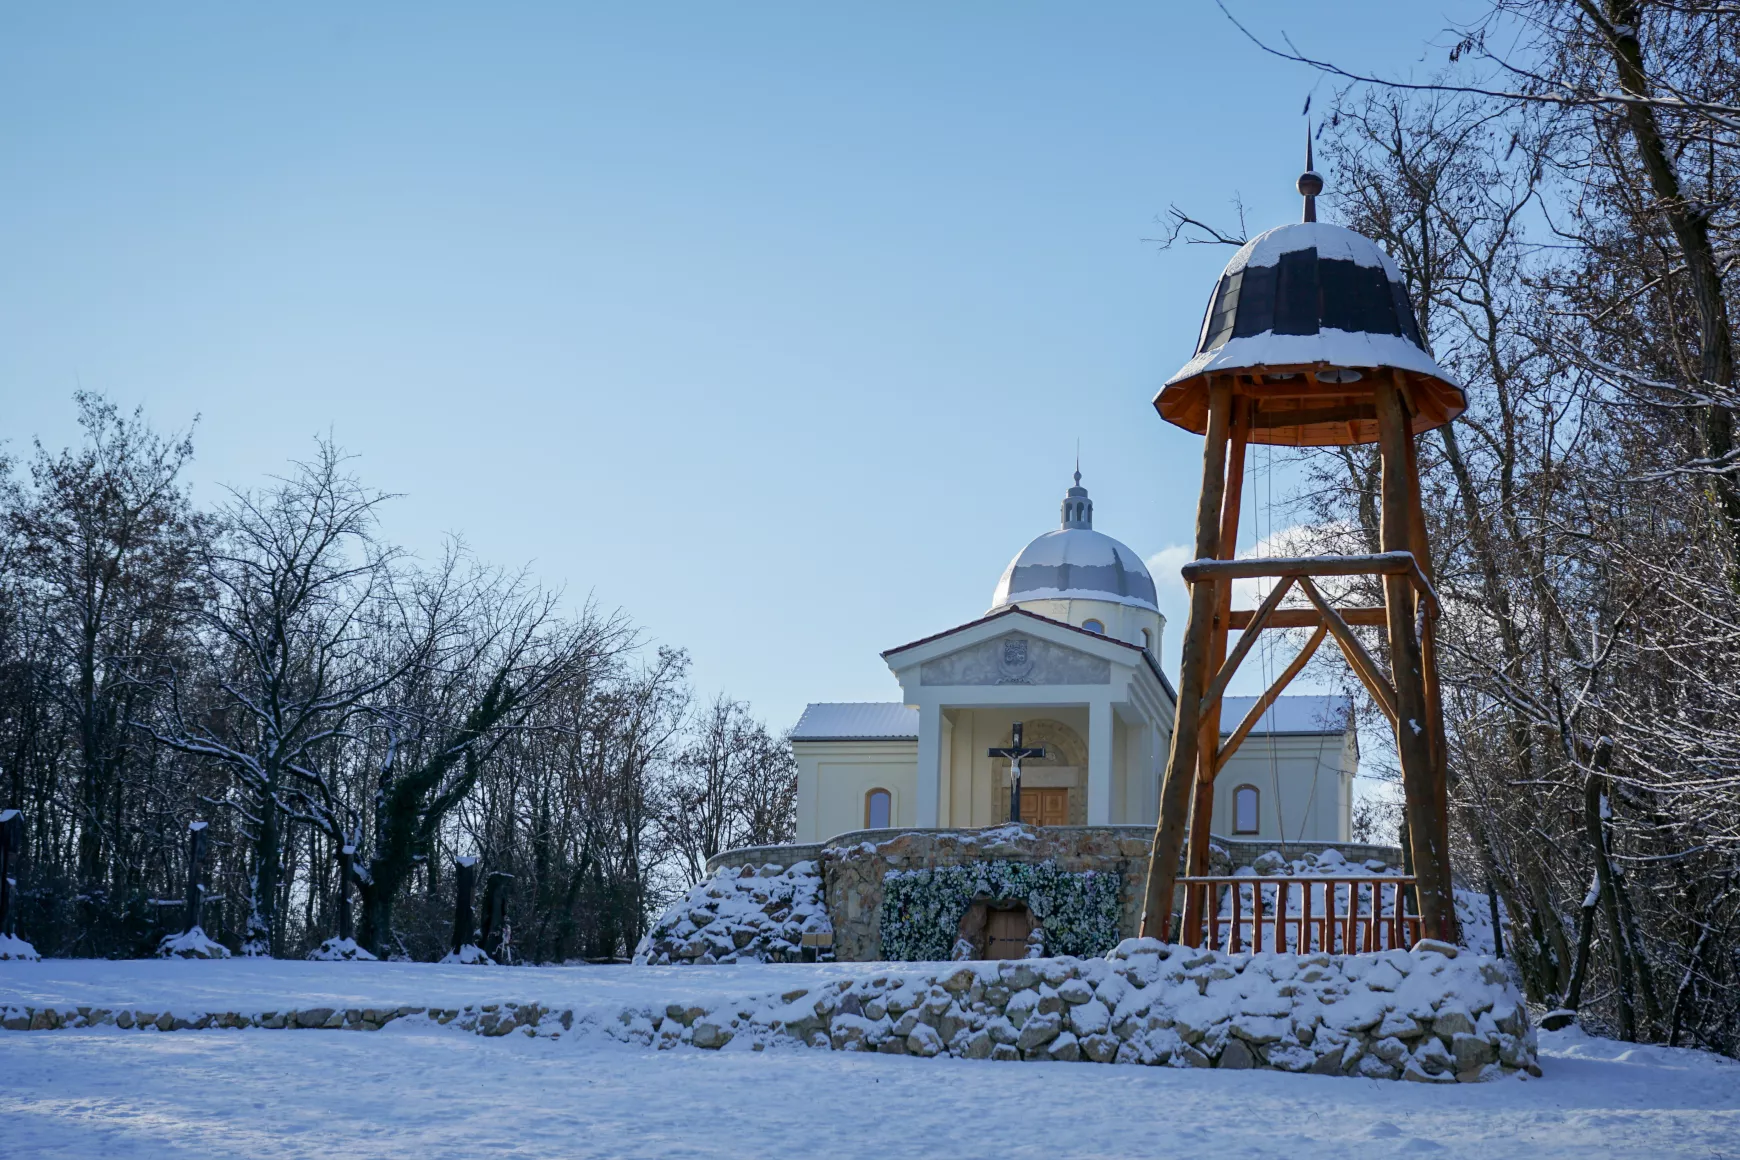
1218, 694, 1352, 736
791, 703, 918, 741
1223, 222, 1402, 278
1166, 328, 1454, 389
991, 528, 1158, 612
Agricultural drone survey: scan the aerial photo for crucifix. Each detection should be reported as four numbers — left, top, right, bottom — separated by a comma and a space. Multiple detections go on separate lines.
988, 723, 1046, 825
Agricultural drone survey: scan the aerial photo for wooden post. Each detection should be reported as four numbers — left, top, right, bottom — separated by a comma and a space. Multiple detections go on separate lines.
1375, 379, 1457, 942
1402, 411, 1456, 914
184, 821, 210, 934
1141, 378, 1234, 940
1181, 395, 1248, 939
452, 856, 478, 955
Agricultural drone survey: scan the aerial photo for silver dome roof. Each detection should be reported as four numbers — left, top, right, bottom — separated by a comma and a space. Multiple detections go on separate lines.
989, 474, 1158, 612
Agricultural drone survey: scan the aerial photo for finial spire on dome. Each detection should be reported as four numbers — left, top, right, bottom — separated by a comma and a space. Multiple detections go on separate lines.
1298, 121, 1323, 223
1060, 468, 1092, 529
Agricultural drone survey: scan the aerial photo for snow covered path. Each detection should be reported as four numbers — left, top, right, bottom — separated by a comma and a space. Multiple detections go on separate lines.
2, 1021, 1735, 1159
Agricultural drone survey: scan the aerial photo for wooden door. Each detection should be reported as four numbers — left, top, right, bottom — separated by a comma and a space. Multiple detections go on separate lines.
985, 907, 1032, 960
1020, 787, 1069, 827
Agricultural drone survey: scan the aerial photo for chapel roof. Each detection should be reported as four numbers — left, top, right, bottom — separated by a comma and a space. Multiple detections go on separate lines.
790, 702, 919, 742
1218, 694, 1353, 737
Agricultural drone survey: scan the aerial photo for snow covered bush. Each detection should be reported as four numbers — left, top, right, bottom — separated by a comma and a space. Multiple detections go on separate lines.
157, 927, 229, 959
440, 944, 495, 965
634, 860, 831, 965
0, 933, 39, 961
308, 937, 377, 962
879, 860, 1121, 962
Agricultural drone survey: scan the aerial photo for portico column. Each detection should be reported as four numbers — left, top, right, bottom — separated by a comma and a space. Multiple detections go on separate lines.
916, 701, 942, 827
1087, 699, 1113, 825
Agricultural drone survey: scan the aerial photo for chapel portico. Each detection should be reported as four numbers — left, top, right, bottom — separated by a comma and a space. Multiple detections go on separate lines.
882, 606, 1174, 830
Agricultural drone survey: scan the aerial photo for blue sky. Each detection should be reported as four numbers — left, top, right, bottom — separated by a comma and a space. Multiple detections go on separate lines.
3, 2, 1470, 735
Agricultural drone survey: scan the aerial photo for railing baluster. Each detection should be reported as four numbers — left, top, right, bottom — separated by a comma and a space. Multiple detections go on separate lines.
1230, 879, 1243, 953
1252, 879, 1264, 952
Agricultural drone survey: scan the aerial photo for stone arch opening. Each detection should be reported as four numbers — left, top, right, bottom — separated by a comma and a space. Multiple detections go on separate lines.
954, 897, 1038, 960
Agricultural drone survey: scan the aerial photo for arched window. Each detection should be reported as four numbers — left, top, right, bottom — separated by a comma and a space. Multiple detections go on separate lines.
1082, 618, 1105, 635
865, 788, 892, 829
1141, 627, 1153, 652
1233, 785, 1260, 834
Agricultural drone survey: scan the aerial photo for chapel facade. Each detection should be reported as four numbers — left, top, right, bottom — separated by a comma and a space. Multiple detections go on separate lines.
791, 476, 1357, 845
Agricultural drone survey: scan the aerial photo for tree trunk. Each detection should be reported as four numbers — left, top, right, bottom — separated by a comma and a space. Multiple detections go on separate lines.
1592, 0, 1740, 571
245, 774, 281, 956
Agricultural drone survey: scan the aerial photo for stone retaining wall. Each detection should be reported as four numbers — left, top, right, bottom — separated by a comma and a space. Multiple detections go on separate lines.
2, 942, 1539, 1083
692, 828, 1406, 963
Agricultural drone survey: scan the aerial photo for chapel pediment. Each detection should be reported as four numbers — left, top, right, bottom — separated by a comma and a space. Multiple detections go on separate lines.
918, 630, 1111, 687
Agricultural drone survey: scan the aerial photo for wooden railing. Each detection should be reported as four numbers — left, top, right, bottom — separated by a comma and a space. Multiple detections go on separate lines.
1178, 875, 1421, 954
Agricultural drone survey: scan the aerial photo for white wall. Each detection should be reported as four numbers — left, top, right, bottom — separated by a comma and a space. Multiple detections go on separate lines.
1212, 730, 1353, 843
792, 739, 918, 843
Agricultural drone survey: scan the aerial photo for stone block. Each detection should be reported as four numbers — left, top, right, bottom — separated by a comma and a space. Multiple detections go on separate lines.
1068, 1000, 1110, 1037
691, 1022, 733, 1049
1434, 1009, 1476, 1038
1074, 1033, 1113, 1063
1057, 978, 1094, 1005
907, 1025, 944, 1057
1217, 1039, 1255, 1069
940, 967, 977, 994
1172, 1043, 1212, 1068
1453, 1033, 1497, 1071
991, 1043, 1021, 1062
296, 1008, 334, 1029
1016, 1012, 1062, 1053
1046, 1032, 1081, 1062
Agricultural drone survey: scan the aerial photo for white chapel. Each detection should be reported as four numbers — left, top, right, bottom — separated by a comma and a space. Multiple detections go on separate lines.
791, 474, 1357, 845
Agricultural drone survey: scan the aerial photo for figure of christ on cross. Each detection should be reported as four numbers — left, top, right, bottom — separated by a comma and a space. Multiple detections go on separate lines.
988, 723, 1047, 825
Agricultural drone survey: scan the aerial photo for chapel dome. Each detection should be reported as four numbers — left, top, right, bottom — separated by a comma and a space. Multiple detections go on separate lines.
990, 473, 1159, 613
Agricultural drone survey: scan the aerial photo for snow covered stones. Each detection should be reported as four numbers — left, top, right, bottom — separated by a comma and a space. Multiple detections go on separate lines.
634, 861, 832, 965
625, 942, 1537, 1082
1, 943, 1539, 1081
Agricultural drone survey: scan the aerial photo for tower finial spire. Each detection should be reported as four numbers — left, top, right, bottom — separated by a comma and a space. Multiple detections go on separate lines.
1298, 119, 1323, 223
1074, 440, 1081, 487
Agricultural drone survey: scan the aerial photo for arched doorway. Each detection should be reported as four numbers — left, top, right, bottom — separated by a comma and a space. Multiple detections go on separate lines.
955, 899, 1037, 960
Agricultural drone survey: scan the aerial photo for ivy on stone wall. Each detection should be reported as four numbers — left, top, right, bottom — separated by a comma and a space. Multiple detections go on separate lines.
879, 860, 1122, 962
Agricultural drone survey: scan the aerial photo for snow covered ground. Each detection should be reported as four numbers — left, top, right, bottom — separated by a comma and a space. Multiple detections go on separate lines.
0, 956, 883, 1016
2, 960, 1737, 1159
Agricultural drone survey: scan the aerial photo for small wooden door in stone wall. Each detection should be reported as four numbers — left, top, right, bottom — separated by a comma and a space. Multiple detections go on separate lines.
1019, 787, 1069, 827
985, 907, 1034, 960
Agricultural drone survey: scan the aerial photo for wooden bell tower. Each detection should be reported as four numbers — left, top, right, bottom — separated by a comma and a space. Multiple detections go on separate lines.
1139, 158, 1465, 946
